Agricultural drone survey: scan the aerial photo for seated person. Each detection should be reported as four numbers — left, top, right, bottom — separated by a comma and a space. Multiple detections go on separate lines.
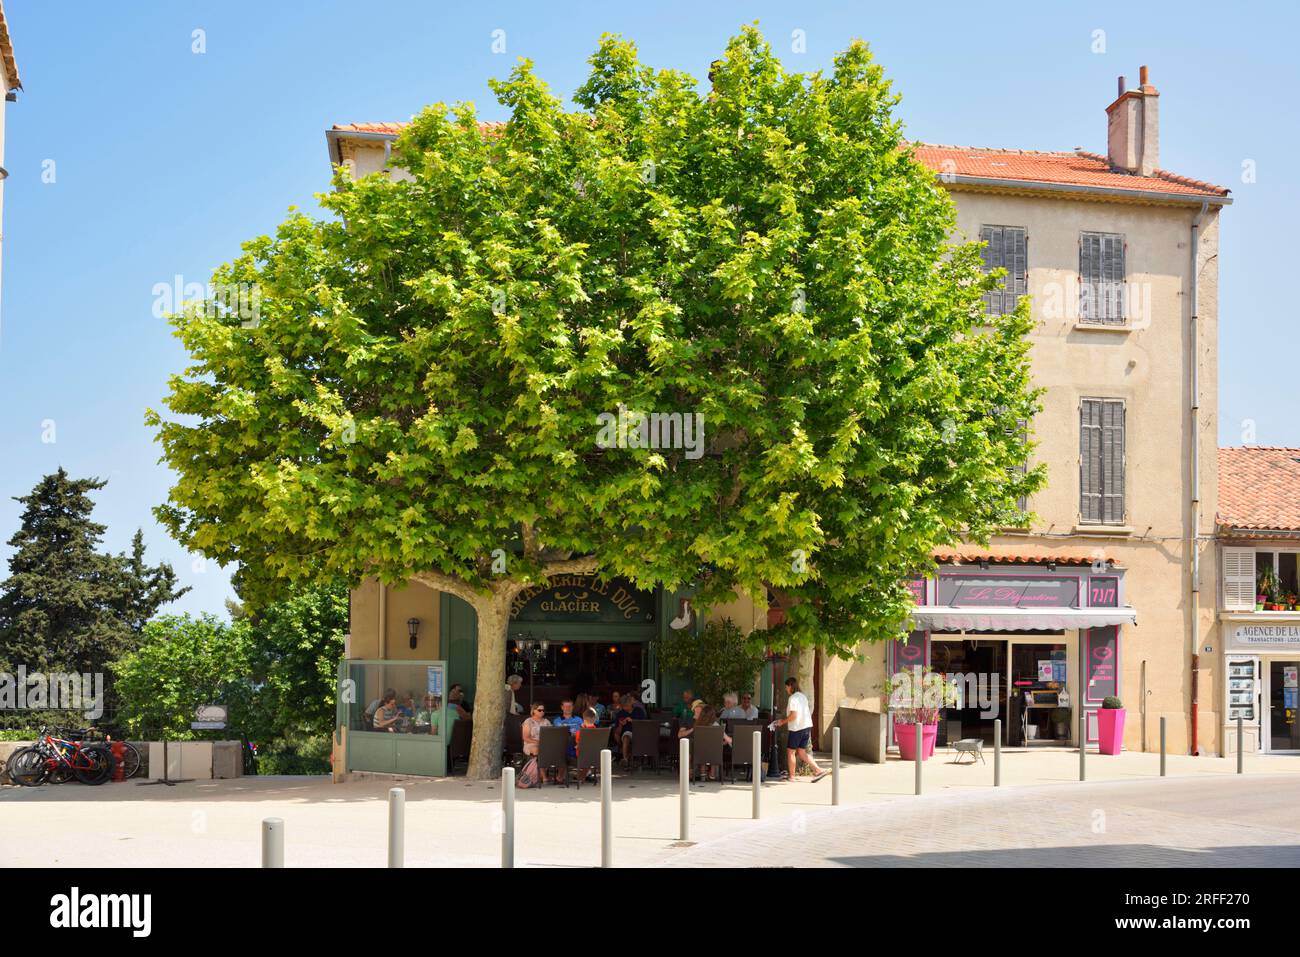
553, 698, 583, 758
614, 695, 649, 767
397, 693, 416, 718
523, 702, 562, 784
672, 689, 696, 722
415, 693, 441, 734
682, 704, 730, 780
575, 707, 600, 780
369, 692, 400, 732
719, 691, 760, 722
447, 684, 472, 721
365, 687, 398, 727
677, 699, 704, 737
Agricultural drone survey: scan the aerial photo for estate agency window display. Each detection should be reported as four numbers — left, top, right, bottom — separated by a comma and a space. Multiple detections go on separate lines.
1221, 622, 1300, 754
897, 562, 1136, 748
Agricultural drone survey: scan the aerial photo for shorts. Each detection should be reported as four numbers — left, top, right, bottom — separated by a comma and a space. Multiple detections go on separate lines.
786, 727, 811, 750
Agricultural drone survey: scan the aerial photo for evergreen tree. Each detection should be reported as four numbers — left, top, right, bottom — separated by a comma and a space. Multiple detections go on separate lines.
0, 469, 188, 676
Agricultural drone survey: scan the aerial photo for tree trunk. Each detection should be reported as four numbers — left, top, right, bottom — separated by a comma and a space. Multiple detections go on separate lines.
465, 593, 512, 780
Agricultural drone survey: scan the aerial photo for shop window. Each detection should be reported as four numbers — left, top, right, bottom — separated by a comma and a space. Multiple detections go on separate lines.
343, 660, 448, 737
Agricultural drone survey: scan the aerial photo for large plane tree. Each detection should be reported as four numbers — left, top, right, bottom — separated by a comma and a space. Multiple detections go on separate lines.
149, 26, 1041, 779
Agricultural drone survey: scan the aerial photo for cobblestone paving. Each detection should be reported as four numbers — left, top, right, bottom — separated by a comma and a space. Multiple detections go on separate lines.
654, 774, 1300, 867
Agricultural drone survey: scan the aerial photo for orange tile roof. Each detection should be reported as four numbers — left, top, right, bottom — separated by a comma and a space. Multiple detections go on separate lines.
329, 125, 1229, 202
932, 547, 1118, 567
0, 1, 21, 91
1218, 447, 1300, 532
911, 143, 1228, 201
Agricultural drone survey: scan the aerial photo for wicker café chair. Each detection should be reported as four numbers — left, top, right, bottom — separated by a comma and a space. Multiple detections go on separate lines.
728, 722, 763, 783
628, 719, 661, 774
573, 727, 609, 790
537, 725, 573, 787
689, 724, 725, 785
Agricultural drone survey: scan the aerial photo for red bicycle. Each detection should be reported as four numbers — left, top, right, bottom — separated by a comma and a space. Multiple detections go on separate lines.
5, 727, 114, 786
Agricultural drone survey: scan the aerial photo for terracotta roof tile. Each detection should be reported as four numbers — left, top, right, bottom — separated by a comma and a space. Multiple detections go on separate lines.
910, 143, 1228, 201
1218, 447, 1300, 531
932, 547, 1118, 567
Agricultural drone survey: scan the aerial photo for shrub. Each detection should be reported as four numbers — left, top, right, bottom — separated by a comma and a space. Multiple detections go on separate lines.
255, 734, 332, 775
1102, 696, 1123, 710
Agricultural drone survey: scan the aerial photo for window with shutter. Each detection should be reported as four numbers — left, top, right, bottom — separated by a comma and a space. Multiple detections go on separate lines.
980, 225, 1027, 315
1222, 547, 1257, 611
1080, 231, 1126, 325
1080, 398, 1125, 524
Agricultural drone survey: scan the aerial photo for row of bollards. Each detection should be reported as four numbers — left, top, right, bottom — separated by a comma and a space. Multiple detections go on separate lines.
263, 712, 1215, 867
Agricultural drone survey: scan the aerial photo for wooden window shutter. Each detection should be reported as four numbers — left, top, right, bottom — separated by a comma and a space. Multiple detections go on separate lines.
1079, 233, 1100, 322
1081, 232, 1126, 325
1222, 547, 1257, 611
1101, 400, 1126, 523
980, 225, 1026, 315
1079, 399, 1102, 522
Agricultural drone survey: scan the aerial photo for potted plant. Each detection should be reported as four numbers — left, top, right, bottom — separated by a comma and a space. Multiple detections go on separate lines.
1097, 695, 1125, 754
1050, 707, 1071, 740
885, 666, 958, 762
1257, 567, 1275, 611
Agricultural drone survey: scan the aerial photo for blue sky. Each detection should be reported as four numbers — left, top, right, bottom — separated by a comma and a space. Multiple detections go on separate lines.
0, 0, 1294, 618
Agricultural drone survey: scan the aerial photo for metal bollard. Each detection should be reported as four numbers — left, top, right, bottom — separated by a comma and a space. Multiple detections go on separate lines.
752, 730, 762, 819
387, 787, 405, 868
262, 817, 284, 868
993, 719, 1001, 787
679, 737, 690, 841
501, 766, 515, 868
831, 726, 841, 807
914, 722, 923, 796
1160, 717, 1167, 777
600, 749, 613, 868
1237, 716, 1243, 774
1079, 710, 1087, 781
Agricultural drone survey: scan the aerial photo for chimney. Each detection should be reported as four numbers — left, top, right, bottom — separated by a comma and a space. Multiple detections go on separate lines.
1106, 64, 1160, 176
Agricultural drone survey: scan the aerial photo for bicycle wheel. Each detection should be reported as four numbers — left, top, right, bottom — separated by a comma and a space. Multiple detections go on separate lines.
6, 746, 51, 787
73, 745, 112, 786
119, 742, 141, 779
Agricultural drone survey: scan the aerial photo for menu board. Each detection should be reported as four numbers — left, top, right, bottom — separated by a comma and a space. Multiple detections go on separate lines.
1086, 627, 1118, 702
426, 664, 444, 697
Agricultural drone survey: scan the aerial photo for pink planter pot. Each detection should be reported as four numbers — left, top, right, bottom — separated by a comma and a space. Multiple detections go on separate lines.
1097, 708, 1125, 755
895, 722, 938, 761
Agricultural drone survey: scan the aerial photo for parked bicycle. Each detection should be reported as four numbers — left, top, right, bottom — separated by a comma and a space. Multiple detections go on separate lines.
5, 727, 115, 786
58, 726, 142, 780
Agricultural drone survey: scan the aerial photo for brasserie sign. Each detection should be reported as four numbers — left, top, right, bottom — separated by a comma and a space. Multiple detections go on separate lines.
510, 575, 656, 625
1231, 623, 1300, 647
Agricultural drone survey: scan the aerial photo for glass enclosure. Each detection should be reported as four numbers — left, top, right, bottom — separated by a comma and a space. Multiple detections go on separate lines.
338, 659, 449, 777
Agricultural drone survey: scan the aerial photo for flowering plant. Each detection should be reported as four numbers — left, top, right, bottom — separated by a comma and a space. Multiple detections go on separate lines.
885, 666, 959, 725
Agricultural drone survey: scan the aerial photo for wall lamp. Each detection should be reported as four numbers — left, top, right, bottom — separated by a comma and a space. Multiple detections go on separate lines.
407, 617, 420, 650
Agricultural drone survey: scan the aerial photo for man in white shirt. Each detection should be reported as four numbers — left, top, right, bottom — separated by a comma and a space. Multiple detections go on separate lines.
770, 676, 829, 782
505, 674, 524, 716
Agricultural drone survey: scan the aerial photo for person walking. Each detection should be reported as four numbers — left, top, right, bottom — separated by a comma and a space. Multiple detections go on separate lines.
770, 676, 829, 782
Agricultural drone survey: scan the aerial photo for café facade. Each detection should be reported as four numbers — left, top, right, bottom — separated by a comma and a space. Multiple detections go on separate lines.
330, 61, 1235, 773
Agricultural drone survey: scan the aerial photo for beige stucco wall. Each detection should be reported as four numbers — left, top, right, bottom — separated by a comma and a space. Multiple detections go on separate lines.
348, 578, 441, 661
815, 189, 1223, 755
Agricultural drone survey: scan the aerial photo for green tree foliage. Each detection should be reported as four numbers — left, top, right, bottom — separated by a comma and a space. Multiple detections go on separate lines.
112, 584, 346, 742
0, 469, 187, 677
244, 584, 347, 739
149, 27, 1042, 778
112, 614, 254, 739
654, 617, 765, 709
